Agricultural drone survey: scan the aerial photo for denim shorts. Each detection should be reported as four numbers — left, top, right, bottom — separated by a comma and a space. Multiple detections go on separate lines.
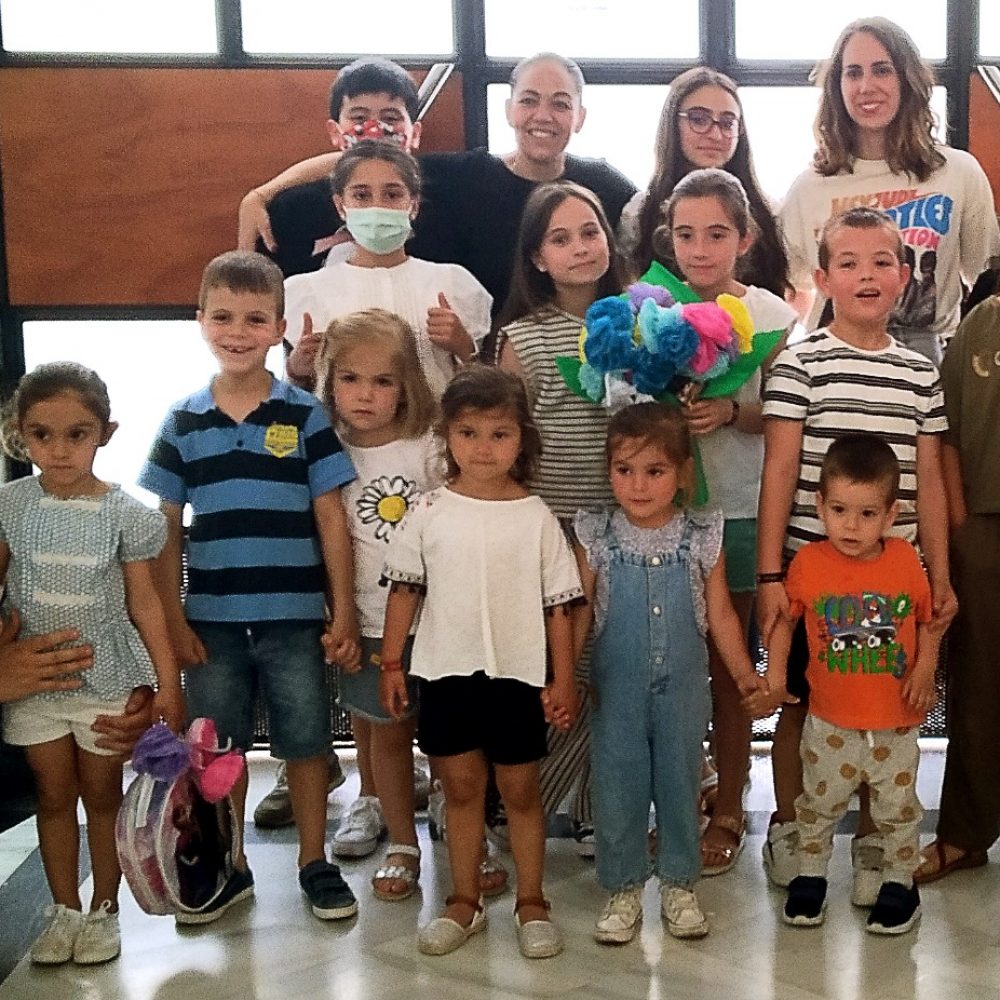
338, 636, 418, 723
186, 621, 330, 760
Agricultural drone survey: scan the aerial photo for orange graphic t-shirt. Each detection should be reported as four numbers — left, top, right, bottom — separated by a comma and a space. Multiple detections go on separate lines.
786, 538, 933, 730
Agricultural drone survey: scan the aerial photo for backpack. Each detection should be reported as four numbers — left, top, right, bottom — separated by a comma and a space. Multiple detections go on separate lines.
116, 719, 245, 916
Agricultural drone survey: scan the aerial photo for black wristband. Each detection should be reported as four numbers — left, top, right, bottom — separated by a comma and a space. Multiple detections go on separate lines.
756, 571, 786, 584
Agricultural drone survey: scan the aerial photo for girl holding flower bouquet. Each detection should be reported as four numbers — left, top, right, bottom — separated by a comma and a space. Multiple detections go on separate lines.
654, 168, 797, 876
496, 180, 626, 853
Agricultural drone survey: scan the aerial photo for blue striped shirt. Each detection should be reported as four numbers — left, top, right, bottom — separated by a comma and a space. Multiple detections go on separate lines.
139, 377, 355, 622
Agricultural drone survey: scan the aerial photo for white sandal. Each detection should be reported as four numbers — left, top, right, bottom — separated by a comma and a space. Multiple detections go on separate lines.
371, 843, 421, 902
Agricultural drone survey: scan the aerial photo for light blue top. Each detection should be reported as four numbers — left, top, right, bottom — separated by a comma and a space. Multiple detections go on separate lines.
0, 477, 165, 701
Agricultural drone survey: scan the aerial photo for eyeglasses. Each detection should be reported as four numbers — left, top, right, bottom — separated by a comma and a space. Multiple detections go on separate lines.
678, 108, 741, 136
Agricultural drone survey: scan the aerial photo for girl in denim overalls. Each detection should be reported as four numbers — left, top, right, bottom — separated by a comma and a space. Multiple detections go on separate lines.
573, 403, 765, 944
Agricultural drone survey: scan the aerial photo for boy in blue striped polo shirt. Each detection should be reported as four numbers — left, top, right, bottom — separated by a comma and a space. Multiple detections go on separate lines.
140, 251, 361, 923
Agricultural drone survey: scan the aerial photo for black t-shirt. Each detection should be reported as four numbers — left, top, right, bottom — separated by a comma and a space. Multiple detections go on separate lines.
264, 148, 636, 316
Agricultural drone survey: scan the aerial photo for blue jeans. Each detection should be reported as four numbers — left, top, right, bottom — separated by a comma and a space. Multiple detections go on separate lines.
186, 621, 330, 760
590, 517, 711, 890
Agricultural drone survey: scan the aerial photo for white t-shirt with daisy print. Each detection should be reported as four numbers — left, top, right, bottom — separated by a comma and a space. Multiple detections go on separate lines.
343, 432, 444, 637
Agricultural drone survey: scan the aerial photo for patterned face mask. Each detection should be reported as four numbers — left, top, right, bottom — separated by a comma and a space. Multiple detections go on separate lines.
341, 119, 407, 148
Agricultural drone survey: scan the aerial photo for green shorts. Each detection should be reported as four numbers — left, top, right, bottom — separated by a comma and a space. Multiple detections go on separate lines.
723, 518, 757, 593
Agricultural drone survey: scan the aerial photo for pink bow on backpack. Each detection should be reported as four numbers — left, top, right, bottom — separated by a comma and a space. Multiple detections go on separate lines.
131, 718, 244, 803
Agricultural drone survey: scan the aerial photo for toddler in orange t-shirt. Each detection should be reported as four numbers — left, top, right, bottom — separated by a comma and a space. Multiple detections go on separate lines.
748, 433, 947, 936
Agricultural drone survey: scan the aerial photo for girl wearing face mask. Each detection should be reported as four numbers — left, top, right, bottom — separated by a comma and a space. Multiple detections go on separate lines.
618, 67, 790, 300
284, 142, 492, 395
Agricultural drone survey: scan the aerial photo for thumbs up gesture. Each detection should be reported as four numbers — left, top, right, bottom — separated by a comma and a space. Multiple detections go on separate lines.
426, 292, 475, 361
286, 312, 322, 386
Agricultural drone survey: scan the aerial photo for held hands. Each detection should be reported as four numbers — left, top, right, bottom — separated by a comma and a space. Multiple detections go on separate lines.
541, 677, 578, 731
426, 293, 474, 360
683, 397, 735, 436
740, 675, 800, 720
286, 313, 321, 381
379, 670, 410, 722
322, 614, 361, 672
237, 189, 276, 252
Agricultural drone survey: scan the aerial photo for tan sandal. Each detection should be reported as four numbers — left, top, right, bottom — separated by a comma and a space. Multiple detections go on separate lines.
514, 896, 562, 958
700, 814, 746, 876
417, 894, 485, 955
372, 843, 420, 901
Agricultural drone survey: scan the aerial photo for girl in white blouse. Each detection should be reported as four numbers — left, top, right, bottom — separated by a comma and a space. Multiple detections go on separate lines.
380, 366, 582, 960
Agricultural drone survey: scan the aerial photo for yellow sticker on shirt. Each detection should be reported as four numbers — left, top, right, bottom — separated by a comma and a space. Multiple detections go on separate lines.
264, 423, 298, 458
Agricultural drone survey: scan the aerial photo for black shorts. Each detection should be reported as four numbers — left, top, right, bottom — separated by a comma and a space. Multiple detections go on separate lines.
785, 617, 811, 703
417, 672, 548, 766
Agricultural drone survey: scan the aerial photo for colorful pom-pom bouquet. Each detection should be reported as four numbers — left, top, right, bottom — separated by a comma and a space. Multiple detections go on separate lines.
556, 262, 786, 503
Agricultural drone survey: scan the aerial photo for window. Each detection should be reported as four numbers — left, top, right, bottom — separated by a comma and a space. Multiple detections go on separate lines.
0, 0, 217, 54
735, 0, 947, 61
981, 3, 1000, 58
488, 83, 670, 189
21, 321, 284, 504
240, 0, 453, 56
485, 0, 698, 59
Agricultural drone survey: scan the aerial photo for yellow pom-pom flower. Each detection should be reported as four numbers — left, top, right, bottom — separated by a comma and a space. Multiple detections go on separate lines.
716, 294, 754, 354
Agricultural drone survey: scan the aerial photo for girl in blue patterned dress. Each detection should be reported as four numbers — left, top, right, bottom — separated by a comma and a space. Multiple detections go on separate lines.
0, 362, 182, 966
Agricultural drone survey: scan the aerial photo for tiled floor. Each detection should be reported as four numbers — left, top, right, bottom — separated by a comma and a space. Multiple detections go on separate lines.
3, 746, 1000, 1000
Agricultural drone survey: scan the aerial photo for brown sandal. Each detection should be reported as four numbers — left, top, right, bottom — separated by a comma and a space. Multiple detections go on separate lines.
700, 814, 746, 876
913, 840, 987, 885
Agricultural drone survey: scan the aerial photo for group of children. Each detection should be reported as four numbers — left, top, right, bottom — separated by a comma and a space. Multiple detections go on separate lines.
0, 113, 995, 969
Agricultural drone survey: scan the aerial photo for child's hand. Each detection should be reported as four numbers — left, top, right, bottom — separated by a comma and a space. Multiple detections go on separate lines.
379, 671, 410, 721
173, 624, 208, 669
152, 682, 187, 734
426, 293, 475, 359
541, 677, 578, 731
322, 614, 361, 671
286, 312, 321, 380
683, 398, 736, 436
902, 668, 937, 715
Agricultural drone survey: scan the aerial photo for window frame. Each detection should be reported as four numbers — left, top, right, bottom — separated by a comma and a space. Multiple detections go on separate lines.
0, 0, 986, 380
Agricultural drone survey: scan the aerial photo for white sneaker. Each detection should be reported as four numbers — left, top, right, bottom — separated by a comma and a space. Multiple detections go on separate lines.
331, 795, 386, 857
594, 886, 643, 944
73, 901, 121, 965
851, 833, 885, 908
762, 821, 799, 888
661, 886, 709, 939
31, 904, 84, 965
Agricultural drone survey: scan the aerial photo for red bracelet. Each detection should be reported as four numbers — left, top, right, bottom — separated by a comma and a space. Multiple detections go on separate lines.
379, 658, 403, 673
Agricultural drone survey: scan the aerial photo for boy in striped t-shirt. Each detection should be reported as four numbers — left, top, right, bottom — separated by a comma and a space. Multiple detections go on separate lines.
140, 251, 361, 924
754, 208, 956, 900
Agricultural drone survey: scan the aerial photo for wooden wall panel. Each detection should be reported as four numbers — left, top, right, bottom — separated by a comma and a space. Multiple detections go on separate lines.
0, 67, 465, 307
969, 72, 1000, 211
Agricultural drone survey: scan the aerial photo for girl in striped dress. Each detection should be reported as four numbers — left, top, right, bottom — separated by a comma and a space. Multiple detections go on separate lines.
496, 180, 626, 851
